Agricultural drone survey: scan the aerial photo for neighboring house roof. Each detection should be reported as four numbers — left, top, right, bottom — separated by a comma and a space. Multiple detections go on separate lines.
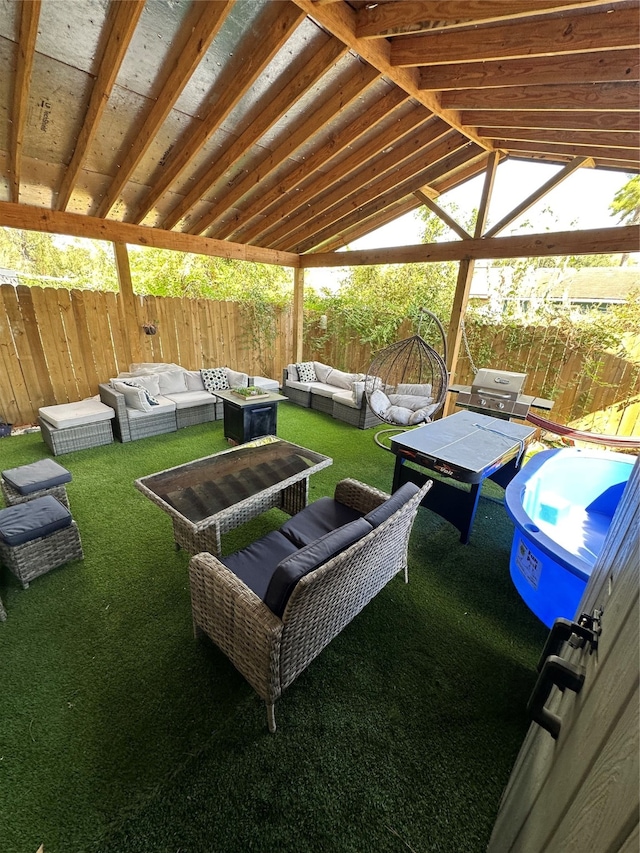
536, 268, 640, 302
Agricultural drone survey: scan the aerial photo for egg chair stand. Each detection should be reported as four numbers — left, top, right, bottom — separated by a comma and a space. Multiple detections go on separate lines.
364, 310, 449, 450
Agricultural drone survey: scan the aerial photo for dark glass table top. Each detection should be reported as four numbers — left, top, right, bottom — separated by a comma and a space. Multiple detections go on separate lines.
135, 436, 331, 523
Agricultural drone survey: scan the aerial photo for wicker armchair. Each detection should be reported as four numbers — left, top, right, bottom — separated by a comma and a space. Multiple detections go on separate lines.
189, 477, 432, 732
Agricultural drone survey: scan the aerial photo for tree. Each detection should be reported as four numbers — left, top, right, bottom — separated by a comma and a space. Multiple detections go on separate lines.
610, 175, 640, 266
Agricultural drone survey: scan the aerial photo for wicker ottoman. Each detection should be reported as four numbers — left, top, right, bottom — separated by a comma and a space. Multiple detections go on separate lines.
1, 458, 72, 509
0, 495, 83, 588
39, 399, 115, 455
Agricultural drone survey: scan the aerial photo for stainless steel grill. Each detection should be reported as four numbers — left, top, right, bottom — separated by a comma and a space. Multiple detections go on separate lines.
455, 369, 533, 419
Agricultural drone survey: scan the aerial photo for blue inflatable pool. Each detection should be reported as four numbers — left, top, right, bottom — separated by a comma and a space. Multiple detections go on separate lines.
504, 447, 634, 627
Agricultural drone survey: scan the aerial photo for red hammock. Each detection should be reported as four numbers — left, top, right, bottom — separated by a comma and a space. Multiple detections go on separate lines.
526, 412, 640, 449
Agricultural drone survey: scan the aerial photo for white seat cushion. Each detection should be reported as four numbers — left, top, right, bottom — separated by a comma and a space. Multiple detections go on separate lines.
127, 396, 176, 418
286, 379, 313, 392
310, 382, 340, 399
331, 390, 359, 410
39, 399, 115, 430
164, 391, 215, 410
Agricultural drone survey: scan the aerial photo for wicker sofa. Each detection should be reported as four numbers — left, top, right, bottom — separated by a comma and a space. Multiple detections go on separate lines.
99, 363, 256, 442
282, 361, 379, 429
189, 476, 432, 732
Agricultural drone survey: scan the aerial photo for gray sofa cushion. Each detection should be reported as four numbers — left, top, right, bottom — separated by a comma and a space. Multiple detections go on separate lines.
364, 482, 421, 528
2, 459, 71, 495
265, 517, 373, 618
280, 496, 364, 548
221, 531, 299, 600
0, 495, 72, 546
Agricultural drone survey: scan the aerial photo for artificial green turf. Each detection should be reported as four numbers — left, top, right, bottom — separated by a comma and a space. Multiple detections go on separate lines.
0, 406, 547, 853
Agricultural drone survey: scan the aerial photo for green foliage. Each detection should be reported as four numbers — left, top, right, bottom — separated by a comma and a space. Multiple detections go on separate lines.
610, 174, 640, 226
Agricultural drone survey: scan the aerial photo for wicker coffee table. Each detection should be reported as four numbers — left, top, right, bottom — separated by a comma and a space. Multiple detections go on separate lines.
134, 435, 332, 556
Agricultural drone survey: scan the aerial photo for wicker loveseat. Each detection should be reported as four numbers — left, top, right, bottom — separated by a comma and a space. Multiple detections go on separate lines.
189, 476, 432, 732
282, 361, 379, 429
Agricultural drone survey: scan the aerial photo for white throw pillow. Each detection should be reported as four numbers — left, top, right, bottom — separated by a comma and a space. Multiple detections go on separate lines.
397, 383, 433, 397
296, 362, 317, 382
352, 381, 365, 407
201, 367, 229, 392
157, 369, 188, 395
386, 405, 413, 425
226, 368, 249, 388
184, 370, 205, 391
112, 381, 156, 412
286, 364, 299, 382
126, 373, 160, 396
369, 388, 391, 418
326, 368, 360, 390
313, 362, 333, 383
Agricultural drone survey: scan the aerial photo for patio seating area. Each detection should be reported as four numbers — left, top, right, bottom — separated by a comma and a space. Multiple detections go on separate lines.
0, 404, 548, 853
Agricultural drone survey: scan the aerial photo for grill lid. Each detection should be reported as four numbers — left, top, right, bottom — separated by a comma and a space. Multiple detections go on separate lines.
471, 369, 527, 400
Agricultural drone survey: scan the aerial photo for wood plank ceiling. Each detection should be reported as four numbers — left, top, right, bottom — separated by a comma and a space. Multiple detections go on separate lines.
1, 0, 638, 259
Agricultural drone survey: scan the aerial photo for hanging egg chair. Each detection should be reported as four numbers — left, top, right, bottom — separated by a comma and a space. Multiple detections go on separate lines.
365, 310, 449, 446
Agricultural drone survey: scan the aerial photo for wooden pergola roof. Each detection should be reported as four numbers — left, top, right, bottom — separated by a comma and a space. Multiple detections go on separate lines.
0, 0, 639, 270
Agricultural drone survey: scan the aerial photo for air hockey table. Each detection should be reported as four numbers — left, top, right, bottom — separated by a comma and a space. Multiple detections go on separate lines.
390, 410, 536, 544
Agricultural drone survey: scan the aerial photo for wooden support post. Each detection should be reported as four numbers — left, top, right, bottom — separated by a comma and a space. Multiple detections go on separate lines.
444, 152, 499, 416
293, 267, 305, 363
113, 242, 143, 368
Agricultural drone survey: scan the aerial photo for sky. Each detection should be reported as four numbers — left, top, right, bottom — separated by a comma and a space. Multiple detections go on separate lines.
306, 160, 636, 292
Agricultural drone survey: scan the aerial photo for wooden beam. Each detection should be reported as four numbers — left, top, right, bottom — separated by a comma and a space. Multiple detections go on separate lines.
96, 0, 233, 219
268, 120, 456, 251
56, 0, 144, 211
290, 0, 492, 151
9, 0, 41, 203
167, 37, 348, 232
197, 64, 379, 238
479, 128, 640, 150
414, 193, 472, 240
113, 242, 143, 366
0, 202, 300, 268
314, 197, 422, 253
484, 156, 593, 238
443, 151, 500, 415
420, 49, 640, 90
442, 82, 640, 111
130, 2, 305, 225
224, 87, 409, 245
300, 224, 640, 267
293, 268, 304, 362
356, 1, 616, 38
462, 110, 640, 132
390, 6, 640, 66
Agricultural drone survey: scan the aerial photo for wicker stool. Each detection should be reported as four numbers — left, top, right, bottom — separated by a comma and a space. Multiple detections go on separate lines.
1, 459, 72, 509
0, 496, 83, 589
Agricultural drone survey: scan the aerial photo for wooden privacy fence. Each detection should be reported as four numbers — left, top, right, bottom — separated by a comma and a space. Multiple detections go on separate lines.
306, 315, 640, 439
1, 283, 638, 438
0, 284, 291, 426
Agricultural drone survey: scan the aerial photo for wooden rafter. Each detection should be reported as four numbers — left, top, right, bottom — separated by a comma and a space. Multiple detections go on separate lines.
56, 0, 144, 211
130, 2, 306, 225
463, 110, 640, 132
265, 119, 455, 250
414, 193, 472, 240
420, 49, 640, 90
9, 0, 40, 204
355, 1, 616, 38
500, 140, 639, 165
480, 128, 640, 150
96, 0, 234, 219
291, 142, 477, 253
443, 82, 640, 111
167, 36, 349, 233
190, 52, 380, 238
390, 6, 640, 66
226, 87, 410, 245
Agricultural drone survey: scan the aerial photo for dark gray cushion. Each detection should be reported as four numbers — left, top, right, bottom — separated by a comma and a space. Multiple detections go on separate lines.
221, 531, 299, 600
2, 458, 71, 495
364, 482, 421, 528
0, 495, 72, 546
280, 496, 364, 548
265, 517, 373, 618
